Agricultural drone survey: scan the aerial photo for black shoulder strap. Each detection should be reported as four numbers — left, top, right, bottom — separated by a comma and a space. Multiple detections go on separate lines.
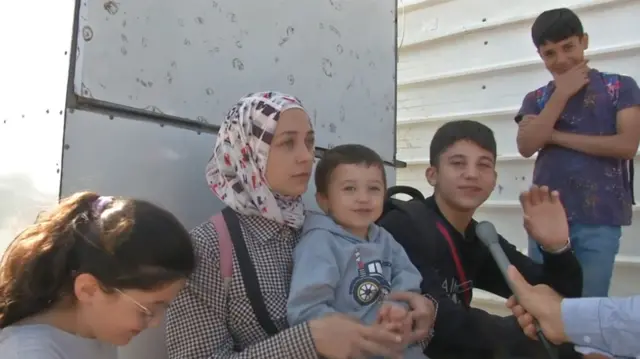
392, 200, 472, 307
392, 200, 439, 260
221, 207, 280, 336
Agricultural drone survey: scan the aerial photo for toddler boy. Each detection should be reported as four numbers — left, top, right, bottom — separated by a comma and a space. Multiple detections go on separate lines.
287, 144, 430, 359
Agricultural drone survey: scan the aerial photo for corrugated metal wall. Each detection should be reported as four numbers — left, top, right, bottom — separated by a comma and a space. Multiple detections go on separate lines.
395, 0, 640, 298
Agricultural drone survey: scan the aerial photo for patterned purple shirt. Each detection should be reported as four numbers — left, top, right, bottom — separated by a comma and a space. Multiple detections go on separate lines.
515, 69, 640, 226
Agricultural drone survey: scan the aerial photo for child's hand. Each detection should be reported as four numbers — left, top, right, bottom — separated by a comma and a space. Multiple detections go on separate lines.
388, 304, 413, 340
377, 303, 412, 359
377, 302, 392, 324
377, 302, 410, 335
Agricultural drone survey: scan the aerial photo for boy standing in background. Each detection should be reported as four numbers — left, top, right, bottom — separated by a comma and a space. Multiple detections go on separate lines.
515, 8, 640, 297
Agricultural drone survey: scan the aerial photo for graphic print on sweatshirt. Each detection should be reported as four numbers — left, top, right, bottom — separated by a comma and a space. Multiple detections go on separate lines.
348, 248, 392, 306
441, 277, 473, 304
435, 267, 473, 305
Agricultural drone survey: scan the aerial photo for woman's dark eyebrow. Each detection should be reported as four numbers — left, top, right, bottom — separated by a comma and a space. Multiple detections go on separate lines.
275, 129, 315, 139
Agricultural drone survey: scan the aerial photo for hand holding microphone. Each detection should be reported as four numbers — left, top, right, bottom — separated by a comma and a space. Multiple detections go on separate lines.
476, 220, 559, 359
505, 266, 569, 346
476, 185, 569, 359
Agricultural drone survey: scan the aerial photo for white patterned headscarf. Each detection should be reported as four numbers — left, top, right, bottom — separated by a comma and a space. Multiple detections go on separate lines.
206, 91, 310, 229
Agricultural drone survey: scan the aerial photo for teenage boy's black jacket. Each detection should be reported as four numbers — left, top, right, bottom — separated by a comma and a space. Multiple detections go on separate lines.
378, 196, 583, 359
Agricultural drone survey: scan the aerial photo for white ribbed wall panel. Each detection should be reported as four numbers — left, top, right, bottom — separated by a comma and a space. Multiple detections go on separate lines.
396, 0, 640, 300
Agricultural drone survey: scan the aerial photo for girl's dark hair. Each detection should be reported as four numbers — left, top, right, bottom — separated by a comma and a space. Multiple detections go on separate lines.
0, 192, 195, 328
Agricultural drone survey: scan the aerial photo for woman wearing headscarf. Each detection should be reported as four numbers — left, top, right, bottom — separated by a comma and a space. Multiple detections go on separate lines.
165, 91, 435, 359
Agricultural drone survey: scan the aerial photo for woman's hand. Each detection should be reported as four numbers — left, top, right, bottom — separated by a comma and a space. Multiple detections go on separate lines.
387, 291, 437, 345
309, 314, 404, 359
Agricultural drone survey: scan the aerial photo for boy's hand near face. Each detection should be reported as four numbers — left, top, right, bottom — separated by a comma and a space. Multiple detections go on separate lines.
553, 60, 590, 100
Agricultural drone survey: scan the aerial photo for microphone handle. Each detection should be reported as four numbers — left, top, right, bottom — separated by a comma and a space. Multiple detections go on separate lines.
486, 244, 517, 295
487, 244, 558, 359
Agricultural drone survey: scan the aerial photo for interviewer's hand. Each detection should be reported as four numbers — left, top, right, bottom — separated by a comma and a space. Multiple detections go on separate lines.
505, 266, 569, 345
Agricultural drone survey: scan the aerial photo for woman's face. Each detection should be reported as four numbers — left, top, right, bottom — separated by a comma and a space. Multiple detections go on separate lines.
265, 108, 315, 196
76, 275, 186, 346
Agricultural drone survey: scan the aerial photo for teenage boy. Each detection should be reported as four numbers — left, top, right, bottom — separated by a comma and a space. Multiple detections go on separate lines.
515, 8, 640, 297
379, 120, 583, 359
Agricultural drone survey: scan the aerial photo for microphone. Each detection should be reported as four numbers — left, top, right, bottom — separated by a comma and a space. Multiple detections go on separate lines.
475, 221, 558, 359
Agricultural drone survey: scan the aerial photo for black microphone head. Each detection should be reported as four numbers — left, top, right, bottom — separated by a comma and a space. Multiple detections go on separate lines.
475, 221, 500, 247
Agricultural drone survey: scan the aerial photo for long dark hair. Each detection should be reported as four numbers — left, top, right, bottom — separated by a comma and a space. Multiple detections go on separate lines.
0, 192, 195, 328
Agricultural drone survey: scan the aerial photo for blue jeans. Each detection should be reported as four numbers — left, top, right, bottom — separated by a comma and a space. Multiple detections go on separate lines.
528, 223, 621, 297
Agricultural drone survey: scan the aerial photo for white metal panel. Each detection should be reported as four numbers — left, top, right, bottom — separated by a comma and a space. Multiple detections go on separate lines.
397, 111, 519, 161
395, 0, 640, 297
397, 0, 639, 119
73, 0, 398, 162
60, 110, 396, 221
60, 110, 229, 230
0, 0, 75, 251
398, 0, 637, 76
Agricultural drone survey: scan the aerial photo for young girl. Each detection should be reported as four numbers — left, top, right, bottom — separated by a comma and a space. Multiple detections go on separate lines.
0, 192, 195, 359
166, 91, 434, 359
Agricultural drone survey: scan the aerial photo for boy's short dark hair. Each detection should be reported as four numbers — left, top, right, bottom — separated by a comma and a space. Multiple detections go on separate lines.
531, 8, 584, 48
315, 144, 386, 195
429, 120, 497, 166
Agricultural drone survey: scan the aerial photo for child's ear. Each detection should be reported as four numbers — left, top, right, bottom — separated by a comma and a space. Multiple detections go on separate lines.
315, 192, 330, 213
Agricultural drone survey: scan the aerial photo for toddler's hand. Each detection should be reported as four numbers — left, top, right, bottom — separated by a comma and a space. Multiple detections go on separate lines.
388, 304, 413, 339
377, 302, 411, 336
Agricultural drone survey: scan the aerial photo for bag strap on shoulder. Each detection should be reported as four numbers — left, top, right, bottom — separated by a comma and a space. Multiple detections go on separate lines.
536, 85, 551, 111
391, 200, 438, 256
537, 73, 620, 110
601, 72, 621, 106
435, 222, 472, 307
600, 73, 635, 204
391, 200, 472, 307
211, 212, 234, 290
210, 207, 280, 336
